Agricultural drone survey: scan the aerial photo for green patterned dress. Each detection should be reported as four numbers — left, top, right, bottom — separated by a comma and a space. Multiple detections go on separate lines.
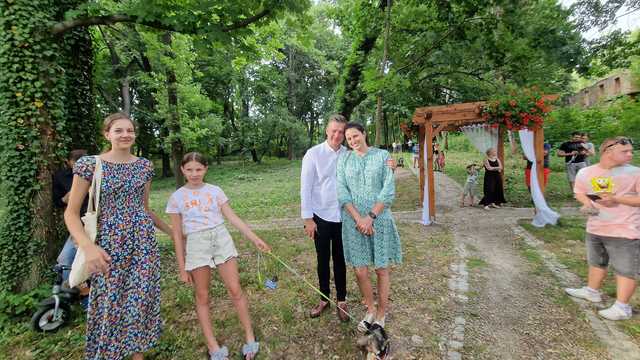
337, 148, 402, 268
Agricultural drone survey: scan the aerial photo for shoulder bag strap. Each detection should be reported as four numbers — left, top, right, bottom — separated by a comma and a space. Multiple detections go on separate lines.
85, 156, 103, 215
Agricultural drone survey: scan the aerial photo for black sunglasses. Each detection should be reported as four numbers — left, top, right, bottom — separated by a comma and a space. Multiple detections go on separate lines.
604, 137, 633, 150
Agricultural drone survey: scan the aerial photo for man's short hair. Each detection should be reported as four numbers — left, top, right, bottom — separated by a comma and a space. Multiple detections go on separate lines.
68, 149, 87, 162
571, 131, 582, 137
327, 114, 347, 126
599, 136, 630, 154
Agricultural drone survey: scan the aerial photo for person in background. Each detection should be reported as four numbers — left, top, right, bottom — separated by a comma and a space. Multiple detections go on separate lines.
557, 131, 588, 191
461, 164, 479, 207
53, 149, 88, 282
436, 146, 446, 173
581, 132, 596, 165
433, 143, 441, 171
412, 143, 419, 168
479, 148, 506, 210
565, 137, 639, 321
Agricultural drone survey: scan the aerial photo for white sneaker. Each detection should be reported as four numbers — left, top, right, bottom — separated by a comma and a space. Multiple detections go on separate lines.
598, 304, 632, 321
357, 313, 375, 333
564, 287, 602, 303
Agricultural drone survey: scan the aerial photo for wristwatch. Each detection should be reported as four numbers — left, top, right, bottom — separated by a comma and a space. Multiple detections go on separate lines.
368, 211, 377, 219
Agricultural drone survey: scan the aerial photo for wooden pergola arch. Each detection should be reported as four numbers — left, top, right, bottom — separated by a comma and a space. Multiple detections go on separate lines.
411, 96, 557, 220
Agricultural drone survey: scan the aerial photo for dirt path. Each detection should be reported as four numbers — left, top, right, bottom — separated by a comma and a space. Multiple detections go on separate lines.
428, 170, 638, 359
248, 167, 637, 359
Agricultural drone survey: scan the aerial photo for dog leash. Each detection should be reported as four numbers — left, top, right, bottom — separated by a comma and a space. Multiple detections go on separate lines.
257, 250, 356, 321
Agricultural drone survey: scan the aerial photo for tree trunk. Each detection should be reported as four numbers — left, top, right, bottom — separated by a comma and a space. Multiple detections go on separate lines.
375, 0, 392, 146
250, 149, 260, 163
308, 114, 316, 148
287, 129, 294, 160
216, 144, 223, 165
336, 0, 388, 119
64, 26, 96, 152
286, 47, 296, 160
162, 32, 184, 187
160, 126, 173, 178
0, 1, 92, 291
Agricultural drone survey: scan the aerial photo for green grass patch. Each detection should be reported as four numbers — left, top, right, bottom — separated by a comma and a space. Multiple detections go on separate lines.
149, 158, 302, 222
467, 257, 487, 269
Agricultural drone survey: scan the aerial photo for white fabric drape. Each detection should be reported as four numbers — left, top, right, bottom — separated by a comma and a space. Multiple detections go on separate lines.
460, 124, 499, 154
518, 129, 560, 227
422, 137, 431, 225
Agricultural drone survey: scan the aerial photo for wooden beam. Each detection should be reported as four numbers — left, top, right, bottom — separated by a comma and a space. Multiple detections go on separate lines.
426, 123, 435, 219
432, 123, 446, 139
418, 124, 426, 203
534, 127, 545, 193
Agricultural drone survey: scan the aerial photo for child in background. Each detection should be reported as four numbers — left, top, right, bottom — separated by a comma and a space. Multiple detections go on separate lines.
436, 147, 446, 173
166, 152, 270, 360
461, 164, 479, 206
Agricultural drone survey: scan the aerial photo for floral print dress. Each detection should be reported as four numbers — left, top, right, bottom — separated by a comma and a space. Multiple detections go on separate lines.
74, 156, 160, 360
336, 148, 402, 268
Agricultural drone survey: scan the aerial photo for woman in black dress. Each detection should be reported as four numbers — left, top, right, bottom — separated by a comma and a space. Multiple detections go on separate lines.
480, 147, 506, 209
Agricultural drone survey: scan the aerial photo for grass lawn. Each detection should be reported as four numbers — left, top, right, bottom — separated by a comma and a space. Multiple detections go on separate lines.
1, 157, 453, 359
149, 158, 303, 222
519, 217, 640, 342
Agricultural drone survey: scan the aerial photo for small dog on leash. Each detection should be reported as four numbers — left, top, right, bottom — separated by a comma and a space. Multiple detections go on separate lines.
357, 323, 391, 360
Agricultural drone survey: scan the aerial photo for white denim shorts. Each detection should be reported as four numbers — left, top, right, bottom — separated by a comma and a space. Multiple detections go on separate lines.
185, 225, 238, 271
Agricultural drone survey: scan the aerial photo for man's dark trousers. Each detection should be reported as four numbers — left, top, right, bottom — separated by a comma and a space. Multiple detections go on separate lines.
313, 214, 347, 302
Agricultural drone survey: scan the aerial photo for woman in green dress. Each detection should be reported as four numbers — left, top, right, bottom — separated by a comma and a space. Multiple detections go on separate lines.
336, 122, 402, 332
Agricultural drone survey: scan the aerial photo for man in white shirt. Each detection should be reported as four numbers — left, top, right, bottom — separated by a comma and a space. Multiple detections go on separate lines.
301, 114, 350, 321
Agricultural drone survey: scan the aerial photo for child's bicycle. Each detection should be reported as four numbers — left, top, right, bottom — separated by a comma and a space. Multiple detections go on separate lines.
31, 264, 82, 332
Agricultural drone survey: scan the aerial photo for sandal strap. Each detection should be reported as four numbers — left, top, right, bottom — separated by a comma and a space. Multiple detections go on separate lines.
210, 346, 229, 360
242, 341, 260, 355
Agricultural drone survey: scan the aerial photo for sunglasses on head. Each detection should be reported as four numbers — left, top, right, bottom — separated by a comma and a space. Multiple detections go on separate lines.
604, 137, 633, 150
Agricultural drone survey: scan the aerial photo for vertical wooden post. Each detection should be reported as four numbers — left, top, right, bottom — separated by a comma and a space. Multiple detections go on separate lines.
426, 124, 435, 219
418, 124, 425, 203
534, 127, 545, 193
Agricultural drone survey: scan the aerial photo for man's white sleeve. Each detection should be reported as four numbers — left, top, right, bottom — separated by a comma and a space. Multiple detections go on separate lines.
300, 150, 315, 219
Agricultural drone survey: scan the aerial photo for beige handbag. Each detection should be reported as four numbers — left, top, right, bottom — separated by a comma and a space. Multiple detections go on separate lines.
69, 156, 103, 287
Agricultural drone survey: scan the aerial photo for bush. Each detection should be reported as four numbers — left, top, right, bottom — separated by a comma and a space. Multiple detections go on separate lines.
0, 286, 49, 330
545, 96, 640, 148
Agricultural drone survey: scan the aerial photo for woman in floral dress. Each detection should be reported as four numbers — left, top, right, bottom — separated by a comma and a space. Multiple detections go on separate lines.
336, 122, 402, 333
65, 112, 171, 360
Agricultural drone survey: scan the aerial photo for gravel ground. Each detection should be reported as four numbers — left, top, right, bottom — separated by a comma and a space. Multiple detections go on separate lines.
431, 170, 612, 359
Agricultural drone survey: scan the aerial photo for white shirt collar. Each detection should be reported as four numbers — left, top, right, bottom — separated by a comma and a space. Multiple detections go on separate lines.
323, 140, 345, 154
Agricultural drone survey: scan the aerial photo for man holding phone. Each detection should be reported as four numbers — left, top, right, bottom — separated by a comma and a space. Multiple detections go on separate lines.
557, 131, 588, 191
565, 137, 639, 321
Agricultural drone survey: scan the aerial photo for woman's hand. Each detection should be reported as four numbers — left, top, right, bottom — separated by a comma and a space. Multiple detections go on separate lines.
253, 237, 272, 253
81, 243, 111, 275
179, 269, 192, 285
356, 215, 374, 236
